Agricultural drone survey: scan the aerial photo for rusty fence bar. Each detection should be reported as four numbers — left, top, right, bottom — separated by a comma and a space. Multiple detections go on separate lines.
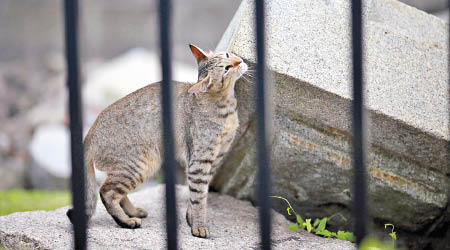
63, 0, 87, 249
351, 0, 368, 246
159, 0, 178, 249
255, 0, 272, 249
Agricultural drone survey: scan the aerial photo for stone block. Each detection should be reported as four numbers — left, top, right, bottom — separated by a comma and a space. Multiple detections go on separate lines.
214, 0, 449, 248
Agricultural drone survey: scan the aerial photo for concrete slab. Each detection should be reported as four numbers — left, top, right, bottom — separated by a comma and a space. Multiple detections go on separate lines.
0, 185, 355, 250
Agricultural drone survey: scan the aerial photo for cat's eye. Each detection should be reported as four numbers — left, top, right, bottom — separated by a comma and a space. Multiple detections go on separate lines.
226, 53, 229, 58
225, 65, 232, 71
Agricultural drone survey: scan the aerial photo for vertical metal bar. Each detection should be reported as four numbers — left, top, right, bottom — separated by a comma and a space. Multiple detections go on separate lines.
447, 1, 449, 215
351, 0, 368, 246
255, 0, 272, 249
63, 0, 87, 249
158, 0, 178, 249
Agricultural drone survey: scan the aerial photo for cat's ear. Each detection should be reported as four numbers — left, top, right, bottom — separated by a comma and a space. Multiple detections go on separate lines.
189, 44, 207, 63
188, 77, 208, 94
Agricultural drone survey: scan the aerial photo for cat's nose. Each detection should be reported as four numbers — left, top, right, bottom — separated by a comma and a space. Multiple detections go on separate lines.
231, 57, 243, 66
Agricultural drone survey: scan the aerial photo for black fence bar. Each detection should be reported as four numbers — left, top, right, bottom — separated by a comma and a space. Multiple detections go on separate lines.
63, 0, 87, 249
158, 0, 178, 249
255, 0, 272, 249
351, 0, 368, 246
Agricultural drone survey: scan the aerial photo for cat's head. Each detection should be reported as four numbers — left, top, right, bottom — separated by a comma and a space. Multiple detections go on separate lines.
188, 44, 247, 95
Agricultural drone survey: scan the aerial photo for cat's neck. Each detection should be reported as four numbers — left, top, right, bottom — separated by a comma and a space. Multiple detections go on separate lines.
193, 78, 237, 102
189, 85, 237, 120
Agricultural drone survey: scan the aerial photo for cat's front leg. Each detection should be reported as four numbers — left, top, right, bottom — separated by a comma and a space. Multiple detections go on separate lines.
186, 159, 212, 238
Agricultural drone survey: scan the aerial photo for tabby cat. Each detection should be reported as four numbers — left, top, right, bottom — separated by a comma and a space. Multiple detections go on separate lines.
66, 44, 247, 238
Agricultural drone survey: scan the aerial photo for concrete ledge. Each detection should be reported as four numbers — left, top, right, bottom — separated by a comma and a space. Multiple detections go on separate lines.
0, 185, 355, 250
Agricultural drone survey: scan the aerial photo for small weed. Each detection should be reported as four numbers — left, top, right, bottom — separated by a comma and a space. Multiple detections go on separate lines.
271, 195, 403, 249
384, 224, 396, 240
270, 195, 356, 242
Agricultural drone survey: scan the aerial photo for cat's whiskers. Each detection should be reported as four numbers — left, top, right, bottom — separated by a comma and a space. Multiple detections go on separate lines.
243, 71, 256, 80
240, 74, 254, 83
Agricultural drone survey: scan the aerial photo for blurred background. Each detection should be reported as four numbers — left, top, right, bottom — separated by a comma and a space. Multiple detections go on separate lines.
0, 0, 241, 214
0, 0, 447, 215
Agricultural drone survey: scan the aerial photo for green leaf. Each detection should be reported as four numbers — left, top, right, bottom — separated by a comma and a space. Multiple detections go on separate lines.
316, 229, 332, 238
346, 232, 356, 243
313, 218, 320, 227
287, 207, 292, 216
296, 214, 304, 225
336, 231, 356, 243
288, 223, 299, 233
305, 219, 312, 232
330, 232, 337, 237
317, 218, 328, 232
389, 232, 397, 240
337, 231, 346, 240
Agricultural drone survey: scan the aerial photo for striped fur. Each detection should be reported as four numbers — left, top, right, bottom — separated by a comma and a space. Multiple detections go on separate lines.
66, 45, 247, 238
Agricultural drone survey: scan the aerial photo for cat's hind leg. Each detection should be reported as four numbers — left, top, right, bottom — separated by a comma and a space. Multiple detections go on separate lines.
119, 149, 160, 218
120, 195, 148, 218
100, 174, 142, 229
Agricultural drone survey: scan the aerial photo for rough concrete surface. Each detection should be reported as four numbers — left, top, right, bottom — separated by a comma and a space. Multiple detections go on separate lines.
214, 0, 449, 249
0, 185, 355, 250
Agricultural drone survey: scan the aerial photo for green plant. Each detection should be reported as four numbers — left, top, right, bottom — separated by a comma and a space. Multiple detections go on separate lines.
271, 195, 406, 249
270, 195, 356, 242
384, 224, 396, 240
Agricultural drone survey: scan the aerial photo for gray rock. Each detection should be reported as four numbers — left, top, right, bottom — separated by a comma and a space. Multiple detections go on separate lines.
433, 8, 449, 21
399, 0, 448, 13
0, 185, 355, 250
214, 0, 449, 248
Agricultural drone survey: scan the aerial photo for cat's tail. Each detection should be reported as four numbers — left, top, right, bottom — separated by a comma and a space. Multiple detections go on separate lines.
66, 151, 98, 224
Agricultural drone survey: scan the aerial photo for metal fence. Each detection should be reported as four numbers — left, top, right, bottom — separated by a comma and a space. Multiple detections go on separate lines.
64, 0, 370, 249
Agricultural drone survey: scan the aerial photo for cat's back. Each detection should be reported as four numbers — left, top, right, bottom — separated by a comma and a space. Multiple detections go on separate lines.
85, 81, 191, 154
89, 83, 160, 135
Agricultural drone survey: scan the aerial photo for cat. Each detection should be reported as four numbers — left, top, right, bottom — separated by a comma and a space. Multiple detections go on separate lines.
66, 44, 248, 238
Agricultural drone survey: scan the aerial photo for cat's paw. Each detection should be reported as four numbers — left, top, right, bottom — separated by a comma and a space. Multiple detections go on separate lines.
135, 208, 148, 218
191, 225, 210, 238
118, 217, 142, 229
